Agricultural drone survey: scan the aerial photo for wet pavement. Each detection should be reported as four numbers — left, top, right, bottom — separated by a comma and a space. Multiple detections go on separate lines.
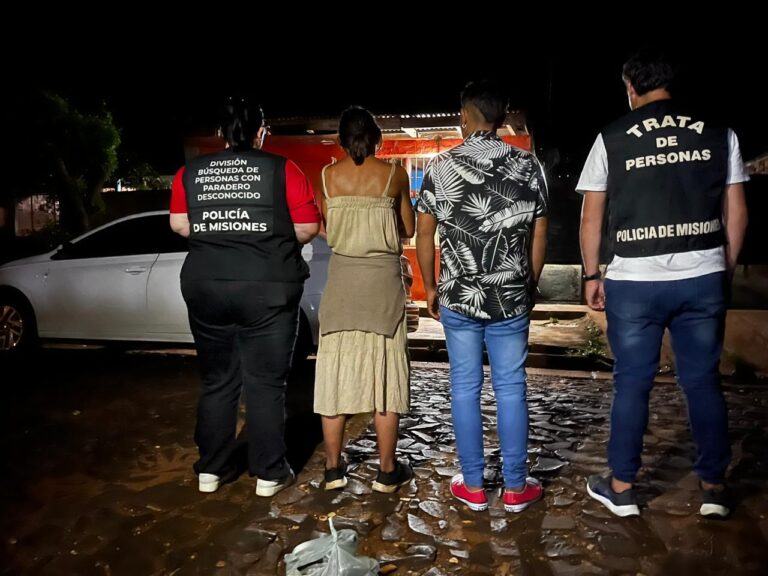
2, 351, 768, 575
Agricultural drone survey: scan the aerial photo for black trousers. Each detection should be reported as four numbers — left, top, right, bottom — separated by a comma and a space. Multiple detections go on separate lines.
181, 279, 302, 480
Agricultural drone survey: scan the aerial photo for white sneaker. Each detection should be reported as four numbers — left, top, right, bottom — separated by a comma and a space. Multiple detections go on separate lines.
198, 473, 220, 493
255, 469, 295, 497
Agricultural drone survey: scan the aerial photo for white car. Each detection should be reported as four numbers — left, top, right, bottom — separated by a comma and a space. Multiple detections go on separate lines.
0, 211, 330, 356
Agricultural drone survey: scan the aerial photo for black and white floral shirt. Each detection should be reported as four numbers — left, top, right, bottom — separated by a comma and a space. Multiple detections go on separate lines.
416, 131, 548, 320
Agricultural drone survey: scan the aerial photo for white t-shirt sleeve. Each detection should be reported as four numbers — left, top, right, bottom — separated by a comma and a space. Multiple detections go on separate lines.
576, 134, 608, 192
727, 128, 749, 185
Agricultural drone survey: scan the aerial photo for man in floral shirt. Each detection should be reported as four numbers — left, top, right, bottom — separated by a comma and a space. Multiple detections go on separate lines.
416, 80, 548, 513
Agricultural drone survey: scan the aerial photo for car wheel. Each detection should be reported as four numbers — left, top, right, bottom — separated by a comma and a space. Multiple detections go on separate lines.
0, 294, 37, 354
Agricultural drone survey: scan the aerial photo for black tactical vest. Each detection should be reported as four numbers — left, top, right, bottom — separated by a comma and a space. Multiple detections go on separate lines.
180, 148, 309, 282
602, 100, 728, 258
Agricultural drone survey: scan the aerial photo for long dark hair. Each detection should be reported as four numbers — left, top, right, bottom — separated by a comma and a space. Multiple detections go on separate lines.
218, 96, 264, 150
338, 106, 382, 166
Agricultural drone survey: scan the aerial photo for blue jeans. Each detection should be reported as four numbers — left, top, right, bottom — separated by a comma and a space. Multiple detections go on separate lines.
440, 306, 530, 488
605, 272, 730, 485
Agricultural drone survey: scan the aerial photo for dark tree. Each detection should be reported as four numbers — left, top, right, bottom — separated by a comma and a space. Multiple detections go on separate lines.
5, 92, 120, 237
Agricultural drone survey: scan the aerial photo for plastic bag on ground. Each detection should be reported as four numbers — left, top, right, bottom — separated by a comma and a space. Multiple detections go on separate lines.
284, 517, 379, 576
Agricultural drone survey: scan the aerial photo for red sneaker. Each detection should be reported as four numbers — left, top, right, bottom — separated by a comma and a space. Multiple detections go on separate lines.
450, 474, 488, 511
503, 477, 543, 513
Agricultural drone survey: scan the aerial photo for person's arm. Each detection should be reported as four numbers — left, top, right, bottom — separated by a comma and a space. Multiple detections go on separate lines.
394, 166, 415, 238
722, 129, 749, 279
170, 213, 190, 237
723, 182, 748, 278
169, 167, 190, 237
285, 160, 321, 244
530, 217, 548, 285
317, 163, 330, 228
576, 134, 609, 310
416, 212, 439, 320
415, 159, 440, 319
318, 188, 328, 228
294, 222, 321, 244
579, 192, 607, 310
529, 156, 549, 290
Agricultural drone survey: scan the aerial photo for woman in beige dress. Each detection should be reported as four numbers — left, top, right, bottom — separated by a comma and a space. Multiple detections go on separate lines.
314, 106, 415, 492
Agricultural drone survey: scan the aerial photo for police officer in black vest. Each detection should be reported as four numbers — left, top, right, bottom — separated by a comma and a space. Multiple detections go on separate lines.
170, 97, 321, 496
577, 51, 749, 518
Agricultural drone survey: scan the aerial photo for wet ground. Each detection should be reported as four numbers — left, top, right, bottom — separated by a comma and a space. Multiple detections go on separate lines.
2, 351, 767, 575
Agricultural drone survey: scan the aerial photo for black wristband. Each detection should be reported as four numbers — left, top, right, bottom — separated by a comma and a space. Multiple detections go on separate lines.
582, 271, 601, 281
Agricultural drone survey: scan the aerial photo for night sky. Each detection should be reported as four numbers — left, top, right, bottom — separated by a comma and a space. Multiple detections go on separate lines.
10, 32, 765, 176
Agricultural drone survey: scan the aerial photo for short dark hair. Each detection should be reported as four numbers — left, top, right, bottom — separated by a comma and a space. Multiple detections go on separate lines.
622, 50, 675, 96
219, 96, 264, 150
338, 106, 382, 166
460, 80, 508, 126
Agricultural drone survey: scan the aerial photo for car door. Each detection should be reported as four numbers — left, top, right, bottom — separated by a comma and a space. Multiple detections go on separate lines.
144, 217, 193, 341
40, 215, 160, 340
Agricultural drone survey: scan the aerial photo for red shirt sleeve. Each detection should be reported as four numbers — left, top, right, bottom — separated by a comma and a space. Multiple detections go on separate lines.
170, 167, 188, 213
285, 160, 321, 223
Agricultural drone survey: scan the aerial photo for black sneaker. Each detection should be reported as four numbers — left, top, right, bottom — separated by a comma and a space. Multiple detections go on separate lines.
586, 474, 640, 517
699, 484, 731, 518
324, 460, 349, 491
372, 461, 413, 493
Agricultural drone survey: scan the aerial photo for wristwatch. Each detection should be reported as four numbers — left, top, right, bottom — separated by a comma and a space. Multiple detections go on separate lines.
581, 270, 602, 281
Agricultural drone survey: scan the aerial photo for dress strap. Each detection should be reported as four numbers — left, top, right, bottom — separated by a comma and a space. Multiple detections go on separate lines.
321, 164, 331, 199
382, 162, 397, 197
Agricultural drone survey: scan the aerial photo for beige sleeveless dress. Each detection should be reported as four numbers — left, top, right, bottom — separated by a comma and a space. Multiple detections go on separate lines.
313, 163, 410, 416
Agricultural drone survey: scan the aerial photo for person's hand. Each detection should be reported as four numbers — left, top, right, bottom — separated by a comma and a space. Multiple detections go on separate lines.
529, 278, 540, 306
425, 287, 440, 320
725, 268, 735, 306
584, 279, 605, 311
